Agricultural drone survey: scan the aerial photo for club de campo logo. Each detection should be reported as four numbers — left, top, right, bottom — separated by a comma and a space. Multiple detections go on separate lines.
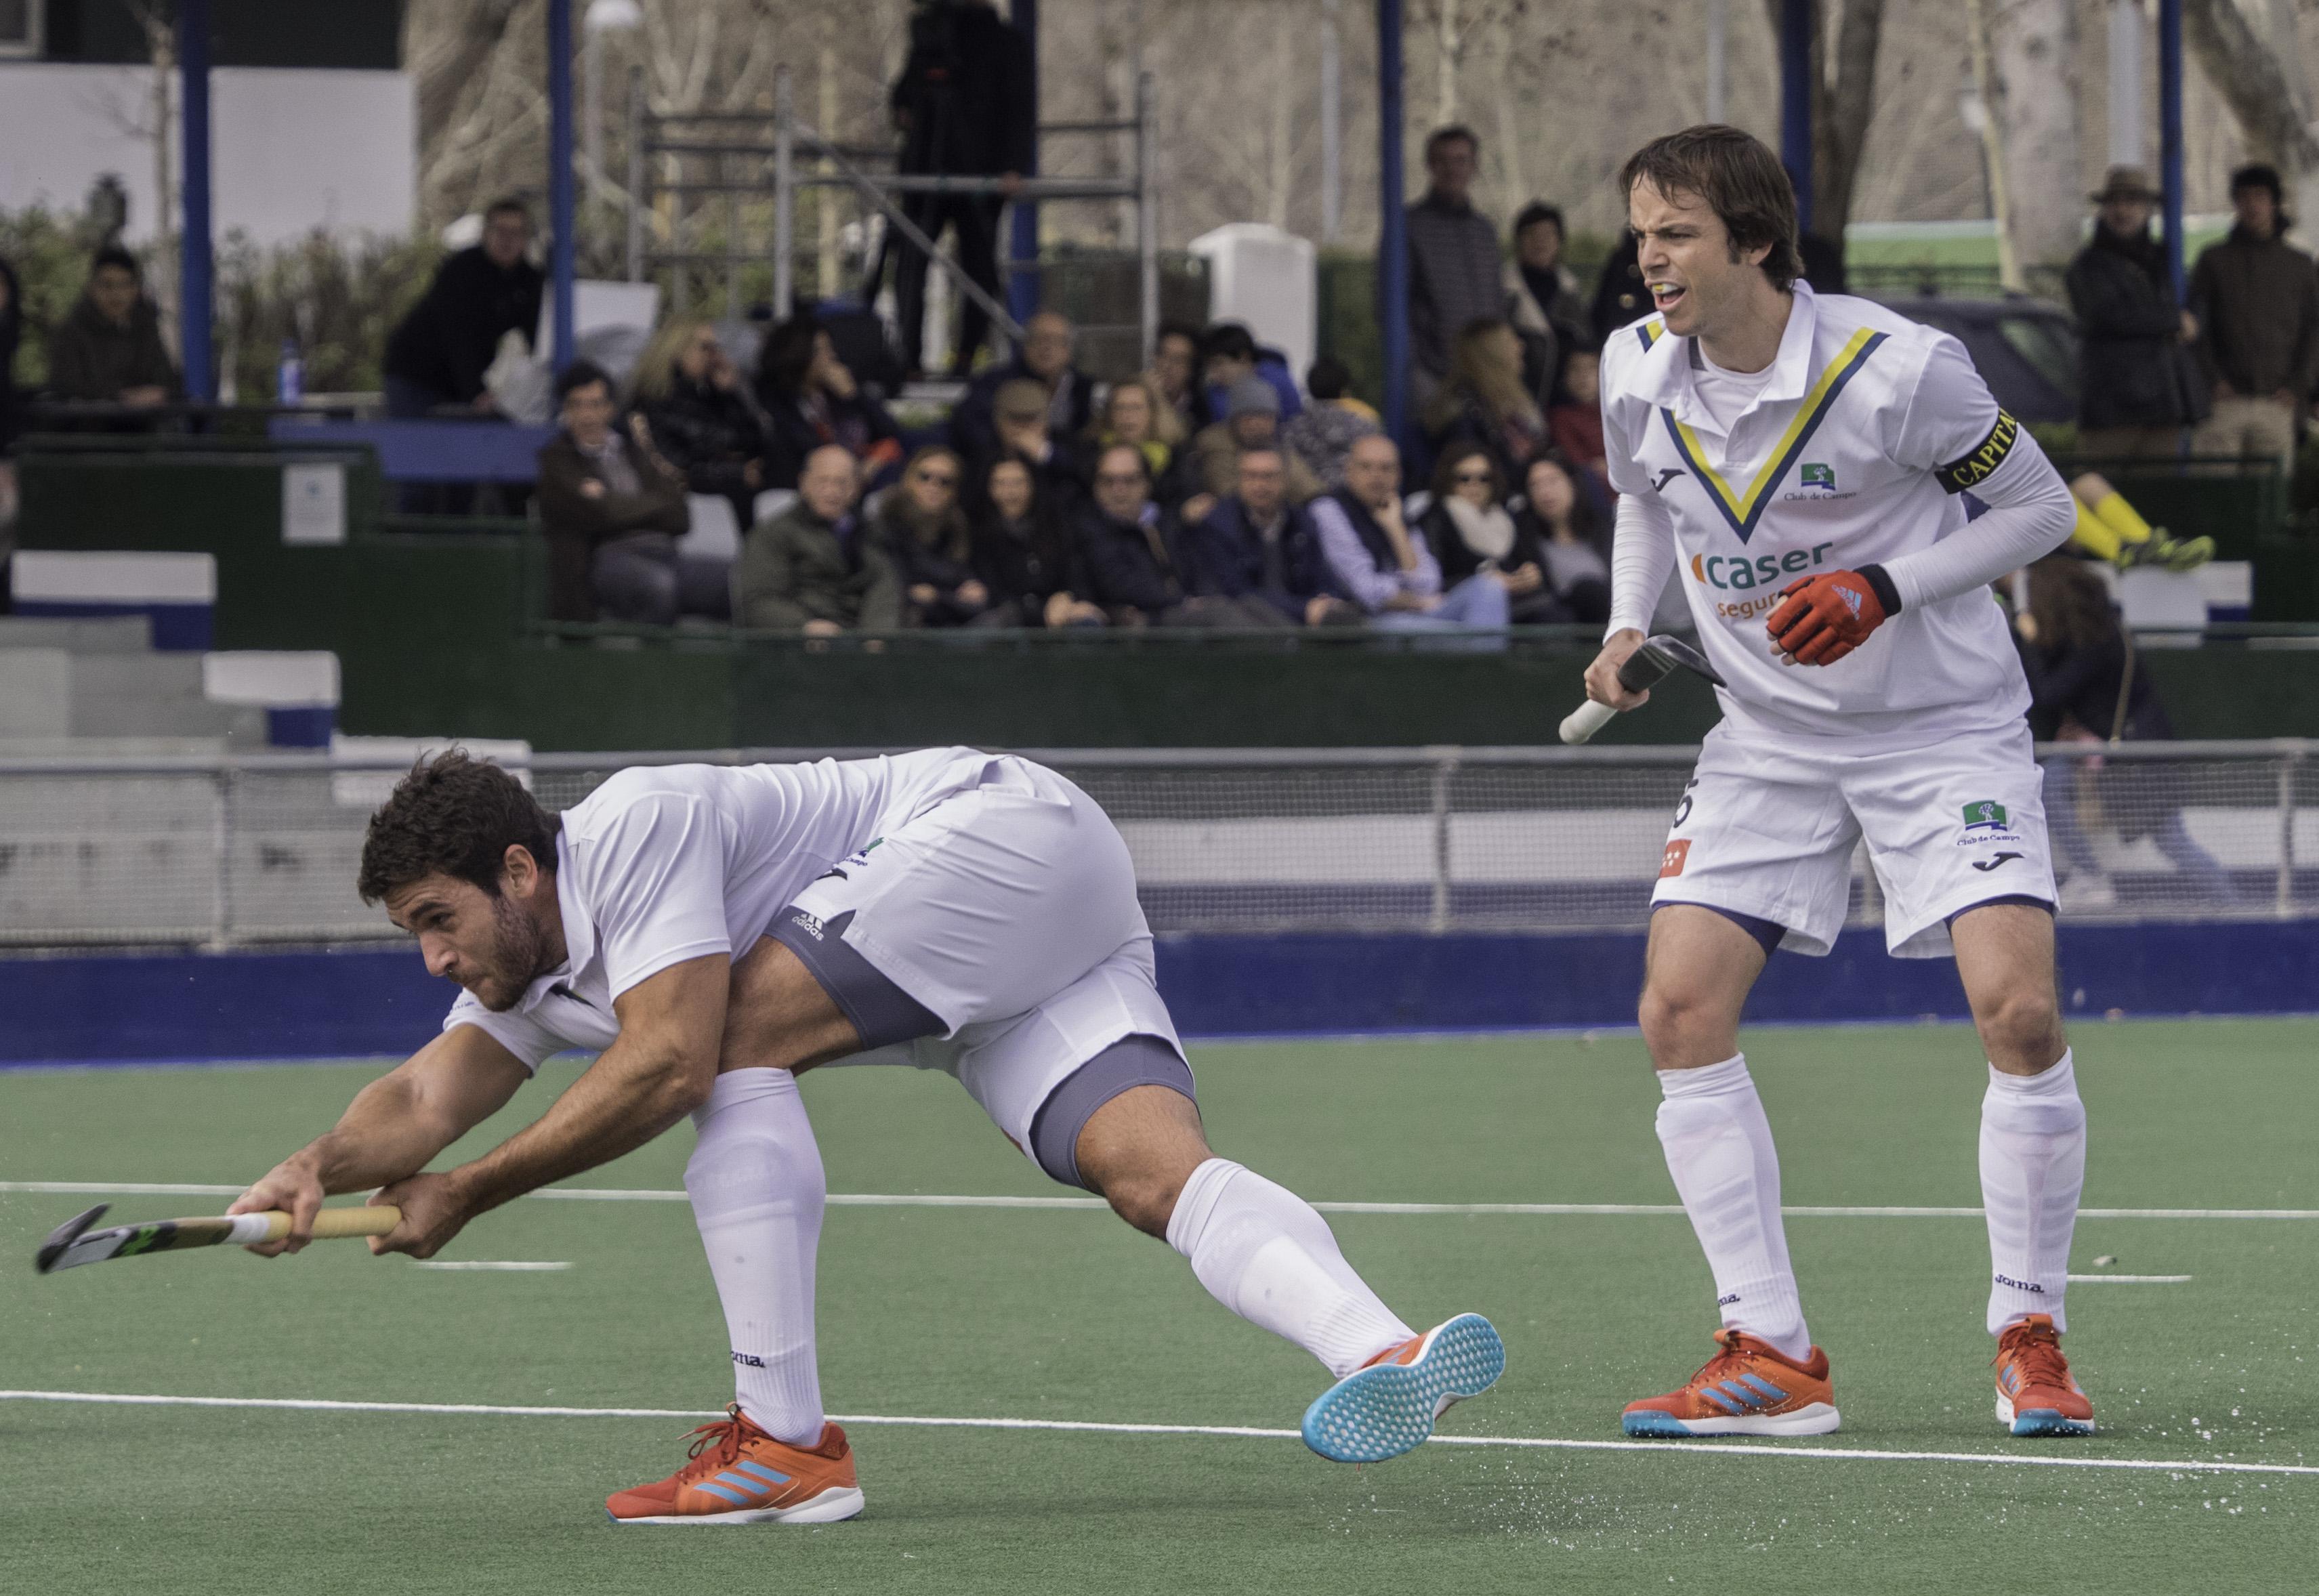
1963, 800, 2009, 830
1956, 799, 2020, 849
1799, 462, 1836, 492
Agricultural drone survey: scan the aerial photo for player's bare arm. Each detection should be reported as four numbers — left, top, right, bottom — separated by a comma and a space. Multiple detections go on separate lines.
228, 1022, 530, 1257
1585, 628, 1650, 709
377, 952, 730, 1259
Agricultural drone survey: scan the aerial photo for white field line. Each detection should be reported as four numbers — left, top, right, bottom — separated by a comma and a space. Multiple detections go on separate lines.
0, 1388, 2311, 1480
2066, 1274, 2194, 1284
4, 1180, 2317, 1221
410, 1261, 572, 1272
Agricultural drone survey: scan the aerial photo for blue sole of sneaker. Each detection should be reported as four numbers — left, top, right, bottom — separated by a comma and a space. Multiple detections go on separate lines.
1300, 1313, 1505, 1464
2010, 1410, 2096, 1437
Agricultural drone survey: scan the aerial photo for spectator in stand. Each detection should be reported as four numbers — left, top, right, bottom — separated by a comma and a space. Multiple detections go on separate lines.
1590, 228, 1648, 339
1418, 443, 1558, 623
1197, 321, 1302, 422
1403, 125, 1501, 400
949, 310, 1093, 467
1074, 443, 1284, 626
2188, 163, 2319, 470
1088, 375, 1181, 483
1548, 341, 1610, 486
734, 444, 901, 634
1421, 317, 1546, 484
381, 199, 541, 418
754, 315, 904, 490
629, 318, 776, 526
1186, 447, 1358, 627
535, 361, 728, 626
1281, 354, 1382, 493
1146, 320, 1207, 433
876, 444, 993, 627
45, 246, 180, 406
2067, 167, 2206, 459
972, 455, 1105, 627
1179, 376, 1321, 520
1507, 202, 1587, 404
980, 375, 1087, 509
1310, 434, 1510, 637
883, 0, 1034, 377
1516, 453, 1613, 625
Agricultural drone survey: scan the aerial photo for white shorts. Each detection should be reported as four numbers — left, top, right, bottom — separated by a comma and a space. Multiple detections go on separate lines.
778, 755, 1184, 1156
1651, 720, 2058, 959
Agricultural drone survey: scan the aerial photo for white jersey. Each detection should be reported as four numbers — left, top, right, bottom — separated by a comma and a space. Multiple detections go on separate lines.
1601, 282, 2067, 742
445, 747, 1011, 1069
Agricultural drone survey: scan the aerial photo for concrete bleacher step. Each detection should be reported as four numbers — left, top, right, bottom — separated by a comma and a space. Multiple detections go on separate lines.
0, 615, 156, 652
0, 647, 269, 745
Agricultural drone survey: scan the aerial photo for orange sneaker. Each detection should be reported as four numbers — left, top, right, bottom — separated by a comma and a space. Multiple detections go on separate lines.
1621, 1328, 1841, 1437
1994, 1315, 2095, 1437
606, 1405, 866, 1525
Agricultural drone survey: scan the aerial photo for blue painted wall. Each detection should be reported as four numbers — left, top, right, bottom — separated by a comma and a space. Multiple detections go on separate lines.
2, 921, 2312, 1068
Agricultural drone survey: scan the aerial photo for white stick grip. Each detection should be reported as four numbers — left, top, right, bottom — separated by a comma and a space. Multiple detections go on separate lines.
1558, 699, 1618, 745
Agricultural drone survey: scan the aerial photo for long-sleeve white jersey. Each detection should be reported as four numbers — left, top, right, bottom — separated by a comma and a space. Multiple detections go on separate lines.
1600, 282, 2076, 742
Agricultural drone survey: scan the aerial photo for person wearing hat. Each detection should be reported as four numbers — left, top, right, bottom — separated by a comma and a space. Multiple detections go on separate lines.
1174, 373, 1322, 523
2188, 163, 2319, 470
2066, 167, 2208, 461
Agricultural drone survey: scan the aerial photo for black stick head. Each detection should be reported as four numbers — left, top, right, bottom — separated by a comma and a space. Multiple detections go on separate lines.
36, 1204, 109, 1276
1632, 633, 1728, 689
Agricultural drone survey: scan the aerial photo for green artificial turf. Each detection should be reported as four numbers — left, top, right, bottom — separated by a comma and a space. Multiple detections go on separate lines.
3, 1021, 2315, 1595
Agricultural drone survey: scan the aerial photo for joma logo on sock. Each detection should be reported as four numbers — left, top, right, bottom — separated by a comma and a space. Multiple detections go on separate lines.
732, 1351, 768, 1368
1992, 1273, 2045, 1294
1716, 1293, 1741, 1307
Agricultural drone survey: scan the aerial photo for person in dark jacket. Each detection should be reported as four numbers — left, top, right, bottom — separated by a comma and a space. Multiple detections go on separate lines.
734, 444, 902, 633
2013, 553, 2234, 906
1589, 228, 1648, 340
1506, 202, 1587, 408
1185, 448, 1356, 627
972, 454, 1104, 627
45, 246, 181, 406
876, 444, 993, 625
1514, 453, 1612, 624
882, 0, 1035, 375
2066, 167, 2205, 458
629, 318, 775, 526
947, 310, 1093, 467
754, 316, 904, 490
0, 253, 23, 453
381, 199, 542, 417
535, 362, 726, 625
2188, 163, 2319, 467
1074, 443, 1282, 627
1402, 126, 1503, 399
1418, 442, 1559, 623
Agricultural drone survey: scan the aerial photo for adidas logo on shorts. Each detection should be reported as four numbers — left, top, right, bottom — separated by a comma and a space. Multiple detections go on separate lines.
790, 910, 825, 941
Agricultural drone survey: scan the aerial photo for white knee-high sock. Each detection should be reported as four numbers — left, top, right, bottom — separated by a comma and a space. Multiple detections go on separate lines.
1980, 1050, 2086, 1336
685, 1068, 827, 1444
1165, 1158, 1416, 1379
1655, 1055, 1810, 1360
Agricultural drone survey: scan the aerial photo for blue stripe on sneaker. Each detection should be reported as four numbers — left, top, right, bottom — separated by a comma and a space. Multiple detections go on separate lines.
1699, 1385, 1745, 1414
731, 1461, 791, 1486
692, 1481, 751, 1507
1734, 1373, 1789, 1404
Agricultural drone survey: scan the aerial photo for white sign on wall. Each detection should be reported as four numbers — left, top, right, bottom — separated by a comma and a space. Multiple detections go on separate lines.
282, 461, 346, 546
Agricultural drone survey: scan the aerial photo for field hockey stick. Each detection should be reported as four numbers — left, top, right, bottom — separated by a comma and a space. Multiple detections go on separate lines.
1559, 633, 1727, 745
35, 1202, 402, 1275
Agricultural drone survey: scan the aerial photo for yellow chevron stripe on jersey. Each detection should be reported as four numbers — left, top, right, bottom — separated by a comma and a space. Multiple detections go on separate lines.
1657, 326, 1887, 545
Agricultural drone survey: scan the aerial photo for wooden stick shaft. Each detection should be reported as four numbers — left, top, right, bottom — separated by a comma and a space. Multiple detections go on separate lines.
253, 1206, 402, 1243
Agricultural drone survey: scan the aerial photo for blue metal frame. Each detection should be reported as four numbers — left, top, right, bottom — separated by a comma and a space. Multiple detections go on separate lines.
2159, 0, 2186, 301
1007, 0, 1041, 330
1377, 0, 1410, 453
547, 0, 578, 370
177, 0, 214, 401
1779, 0, 1813, 234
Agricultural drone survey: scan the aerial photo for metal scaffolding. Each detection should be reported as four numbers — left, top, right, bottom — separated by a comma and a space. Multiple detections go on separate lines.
625, 67, 1160, 361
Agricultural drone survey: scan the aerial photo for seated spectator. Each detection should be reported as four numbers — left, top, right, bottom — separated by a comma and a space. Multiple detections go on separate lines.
629, 318, 776, 526
1281, 354, 1382, 493
45, 246, 180, 406
1421, 317, 1545, 484
949, 310, 1093, 465
1516, 453, 1612, 625
1309, 434, 1509, 638
2013, 553, 2234, 908
1507, 202, 1587, 407
1419, 443, 1559, 624
1186, 447, 1358, 627
381, 198, 541, 418
753, 316, 903, 490
876, 444, 992, 627
972, 455, 1105, 627
1089, 375, 1180, 482
1074, 443, 1282, 627
1548, 342, 1610, 486
535, 360, 728, 626
980, 375, 1088, 507
1179, 377, 1321, 521
734, 444, 900, 633
1197, 320, 1302, 423
1589, 227, 1648, 339
1146, 319, 1207, 432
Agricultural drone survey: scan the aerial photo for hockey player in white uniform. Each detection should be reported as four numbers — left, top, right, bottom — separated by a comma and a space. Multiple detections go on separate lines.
1580, 127, 2096, 1441
230, 749, 1503, 1520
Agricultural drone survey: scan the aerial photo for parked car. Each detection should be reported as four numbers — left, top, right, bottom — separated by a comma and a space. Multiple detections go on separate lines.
1868, 293, 2078, 425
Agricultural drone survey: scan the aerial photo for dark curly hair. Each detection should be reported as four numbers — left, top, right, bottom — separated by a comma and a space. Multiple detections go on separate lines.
356, 751, 560, 904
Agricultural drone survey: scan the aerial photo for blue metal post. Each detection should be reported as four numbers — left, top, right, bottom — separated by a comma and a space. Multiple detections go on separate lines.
2159, 0, 2185, 301
1377, 0, 1409, 453
177, 0, 214, 402
547, 0, 578, 369
1779, 0, 1814, 234
1007, 0, 1041, 330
